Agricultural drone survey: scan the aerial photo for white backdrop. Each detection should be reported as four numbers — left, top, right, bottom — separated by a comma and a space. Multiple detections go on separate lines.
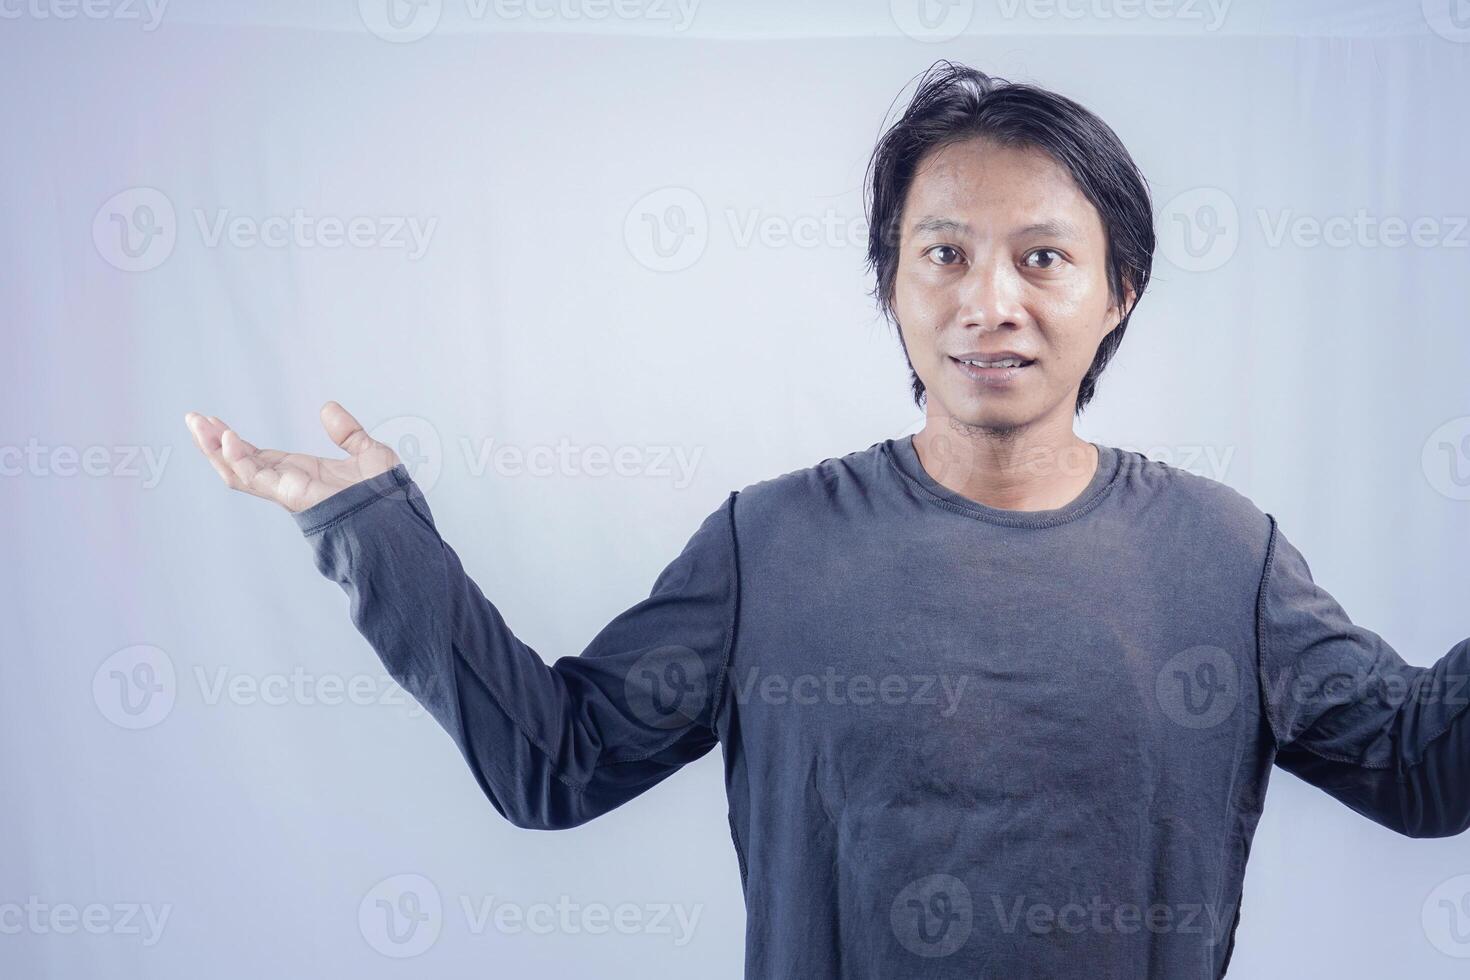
4, 1, 1470, 976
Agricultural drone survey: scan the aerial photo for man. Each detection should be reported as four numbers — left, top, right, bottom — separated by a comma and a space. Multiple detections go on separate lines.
184, 62, 1470, 978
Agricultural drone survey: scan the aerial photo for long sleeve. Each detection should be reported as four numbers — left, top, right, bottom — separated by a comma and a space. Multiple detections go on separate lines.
1257, 513, 1470, 838
292, 464, 740, 831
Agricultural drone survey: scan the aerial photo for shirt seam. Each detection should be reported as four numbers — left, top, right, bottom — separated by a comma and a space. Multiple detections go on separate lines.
712, 489, 741, 745
1254, 514, 1286, 752
602, 489, 740, 766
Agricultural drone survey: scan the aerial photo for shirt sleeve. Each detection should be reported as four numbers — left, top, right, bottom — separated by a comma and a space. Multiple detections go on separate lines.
291, 464, 740, 831
1258, 513, 1470, 837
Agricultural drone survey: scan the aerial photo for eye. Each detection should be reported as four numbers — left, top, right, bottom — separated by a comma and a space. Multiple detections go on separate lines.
925, 244, 965, 266
1023, 248, 1065, 270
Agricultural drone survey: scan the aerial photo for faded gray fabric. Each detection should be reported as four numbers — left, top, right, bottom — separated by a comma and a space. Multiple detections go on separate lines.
293, 435, 1470, 979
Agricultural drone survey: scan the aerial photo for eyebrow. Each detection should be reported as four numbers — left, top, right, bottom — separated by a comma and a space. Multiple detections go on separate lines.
909, 215, 1082, 241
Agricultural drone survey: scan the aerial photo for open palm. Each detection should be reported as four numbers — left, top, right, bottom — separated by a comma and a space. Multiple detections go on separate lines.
183, 401, 401, 513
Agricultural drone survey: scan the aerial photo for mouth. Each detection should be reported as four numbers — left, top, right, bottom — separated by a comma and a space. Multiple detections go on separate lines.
949, 354, 1036, 385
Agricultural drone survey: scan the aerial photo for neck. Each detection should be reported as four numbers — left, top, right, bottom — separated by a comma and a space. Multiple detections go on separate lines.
911, 413, 1099, 512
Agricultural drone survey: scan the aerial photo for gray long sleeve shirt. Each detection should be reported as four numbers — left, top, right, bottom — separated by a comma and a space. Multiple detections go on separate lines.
293, 435, 1470, 979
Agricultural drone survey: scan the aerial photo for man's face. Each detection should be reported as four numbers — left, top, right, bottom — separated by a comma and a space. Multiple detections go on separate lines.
892, 136, 1129, 434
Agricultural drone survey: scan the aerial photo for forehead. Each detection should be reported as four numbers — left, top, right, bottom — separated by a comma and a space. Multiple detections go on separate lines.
904, 136, 1101, 235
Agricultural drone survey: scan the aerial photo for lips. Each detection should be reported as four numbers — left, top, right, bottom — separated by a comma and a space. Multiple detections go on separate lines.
950, 354, 1036, 386
949, 353, 1036, 368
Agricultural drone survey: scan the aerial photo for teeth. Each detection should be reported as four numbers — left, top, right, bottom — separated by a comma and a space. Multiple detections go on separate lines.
962, 357, 1026, 368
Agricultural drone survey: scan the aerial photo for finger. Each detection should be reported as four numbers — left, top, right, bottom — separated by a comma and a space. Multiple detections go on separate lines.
187, 412, 231, 454
184, 411, 216, 450
185, 412, 245, 490
220, 427, 260, 458
319, 400, 380, 457
220, 428, 281, 500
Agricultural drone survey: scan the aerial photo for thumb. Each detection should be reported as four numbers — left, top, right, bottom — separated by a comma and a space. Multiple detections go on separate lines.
319, 400, 379, 456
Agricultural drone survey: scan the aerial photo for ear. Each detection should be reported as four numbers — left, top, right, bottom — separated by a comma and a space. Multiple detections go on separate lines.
1107, 282, 1137, 334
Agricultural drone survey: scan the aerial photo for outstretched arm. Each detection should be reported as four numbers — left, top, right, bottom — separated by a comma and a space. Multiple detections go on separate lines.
185, 403, 739, 830
1258, 514, 1470, 838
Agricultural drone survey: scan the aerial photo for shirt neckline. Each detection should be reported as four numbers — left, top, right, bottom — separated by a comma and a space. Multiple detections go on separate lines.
882, 433, 1122, 528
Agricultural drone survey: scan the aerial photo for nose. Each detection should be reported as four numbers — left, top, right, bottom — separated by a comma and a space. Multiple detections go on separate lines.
956, 252, 1026, 333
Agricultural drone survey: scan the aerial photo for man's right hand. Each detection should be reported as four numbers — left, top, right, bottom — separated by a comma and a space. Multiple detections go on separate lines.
183, 400, 401, 513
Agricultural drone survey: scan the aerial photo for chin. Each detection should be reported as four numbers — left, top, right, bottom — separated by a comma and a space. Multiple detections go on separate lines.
925, 381, 1018, 417
935, 400, 1034, 435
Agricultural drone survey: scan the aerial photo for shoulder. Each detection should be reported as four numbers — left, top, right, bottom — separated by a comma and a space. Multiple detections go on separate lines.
1113, 445, 1275, 561
726, 439, 891, 528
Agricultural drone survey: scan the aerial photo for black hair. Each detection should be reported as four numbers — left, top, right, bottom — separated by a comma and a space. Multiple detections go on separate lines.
863, 61, 1155, 415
